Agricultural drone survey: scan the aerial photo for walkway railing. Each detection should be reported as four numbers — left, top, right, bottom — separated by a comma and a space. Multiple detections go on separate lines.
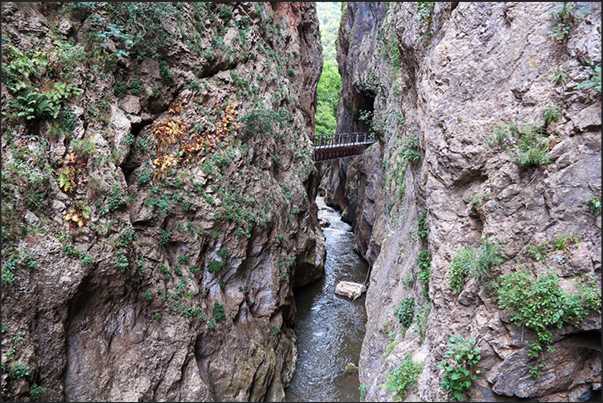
309, 132, 377, 161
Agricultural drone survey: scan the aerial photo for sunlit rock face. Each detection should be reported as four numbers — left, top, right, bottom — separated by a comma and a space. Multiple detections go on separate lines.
326, 2, 601, 402
1, 2, 325, 401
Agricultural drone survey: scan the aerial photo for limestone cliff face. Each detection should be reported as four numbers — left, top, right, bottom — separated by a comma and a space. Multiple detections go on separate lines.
328, 2, 601, 401
1, 2, 324, 401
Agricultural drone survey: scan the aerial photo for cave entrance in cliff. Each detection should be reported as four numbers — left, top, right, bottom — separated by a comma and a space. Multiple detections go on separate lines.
354, 90, 375, 133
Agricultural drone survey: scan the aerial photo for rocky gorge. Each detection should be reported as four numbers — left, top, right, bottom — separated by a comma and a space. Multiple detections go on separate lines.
2, 2, 325, 401
323, 2, 601, 402
1, 2, 601, 403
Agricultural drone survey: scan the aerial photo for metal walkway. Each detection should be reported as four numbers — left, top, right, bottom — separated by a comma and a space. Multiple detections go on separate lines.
310, 132, 377, 162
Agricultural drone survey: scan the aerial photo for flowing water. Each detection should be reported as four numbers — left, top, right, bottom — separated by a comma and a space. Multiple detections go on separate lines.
285, 196, 369, 402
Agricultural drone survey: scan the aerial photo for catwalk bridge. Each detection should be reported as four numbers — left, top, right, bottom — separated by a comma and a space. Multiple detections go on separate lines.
310, 132, 377, 162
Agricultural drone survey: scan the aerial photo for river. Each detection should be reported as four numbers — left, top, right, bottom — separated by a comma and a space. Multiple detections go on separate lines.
285, 196, 369, 402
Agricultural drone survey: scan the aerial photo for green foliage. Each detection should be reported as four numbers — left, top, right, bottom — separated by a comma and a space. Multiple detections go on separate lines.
115, 251, 128, 273
417, 2, 435, 41
394, 297, 415, 327
409, 212, 428, 243
272, 326, 281, 335
526, 244, 551, 263
584, 196, 601, 216
384, 353, 424, 399
316, 2, 341, 65
576, 61, 601, 95
414, 302, 430, 343
438, 334, 481, 402
547, 2, 582, 43
552, 233, 579, 251
113, 80, 128, 98
448, 238, 505, 293
543, 103, 562, 124
9, 90, 60, 121
240, 107, 287, 139
213, 302, 226, 322
29, 383, 45, 401
494, 270, 600, 376
208, 261, 224, 273
487, 122, 553, 167
159, 60, 175, 84
417, 250, 431, 298
315, 62, 342, 135
9, 362, 30, 379
107, 183, 126, 211
158, 229, 172, 246
359, 385, 368, 401
468, 192, 491, 213
383, 340, 399, 358
548, 67, 570, 85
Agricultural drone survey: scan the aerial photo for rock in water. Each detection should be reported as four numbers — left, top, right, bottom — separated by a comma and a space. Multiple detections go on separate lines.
319, 217, 331, 227
335, 281, 367, 301
343, 362, 359, 375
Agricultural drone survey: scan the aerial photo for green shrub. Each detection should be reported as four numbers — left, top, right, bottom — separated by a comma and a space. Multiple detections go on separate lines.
9, 362, 30, 379
383, 340, 399, 358
115, 251, 128, 273
576, 62, 601, 94
526, 244, 551, 263
494, 270, 600, 377
438, 334, 481, 402
543, 104, 562, 124
384, 353, 424, 399
158, 229, 172, 245
486, 123, 553, 167
584, 196, 601, 216
113, 80, 128, 98
552, 233, 579, 251
448, 238, 504, 293
359, 385, 368, 401
29, 383, 44, 401
394, 297, 415, 327
107, 184, 126, 211
213, 302, 226, 322
208, 261, 224, 273
417, 250, 431, 298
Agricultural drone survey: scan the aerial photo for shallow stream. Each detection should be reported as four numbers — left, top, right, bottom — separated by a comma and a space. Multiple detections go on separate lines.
285, 196, 368, 402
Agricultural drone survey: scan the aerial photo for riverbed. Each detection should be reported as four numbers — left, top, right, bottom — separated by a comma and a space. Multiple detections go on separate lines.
285, 196, 369, 402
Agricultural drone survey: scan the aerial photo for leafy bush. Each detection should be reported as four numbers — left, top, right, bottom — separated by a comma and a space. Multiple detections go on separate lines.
486, 123, 553, 167
494, 270, 600, 377
547, 2, 577, 42
9, 362, 30, 379
359, 385, 368, 401
526, 244, 551, 263
543, 103, 562, 124
417, 250, 431, 298
394, 297, 415, 328
584, 196, 601, 216
448, 238, 504, 293
29, 383, 45, 401
576, 62, 601, 94
438, 334, 481, 402
113, 80, 128, 98
552, 233, 579, 251
384, 353, 424, 399
158, 229, 172, 245
213, 302, 226, 322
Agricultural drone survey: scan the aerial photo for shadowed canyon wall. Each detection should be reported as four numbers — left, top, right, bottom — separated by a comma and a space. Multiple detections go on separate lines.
1, 2, 325, 401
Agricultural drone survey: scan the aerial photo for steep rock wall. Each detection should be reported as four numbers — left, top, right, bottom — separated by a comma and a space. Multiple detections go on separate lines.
329, 2, 601, 402
1, 2, 324, 401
